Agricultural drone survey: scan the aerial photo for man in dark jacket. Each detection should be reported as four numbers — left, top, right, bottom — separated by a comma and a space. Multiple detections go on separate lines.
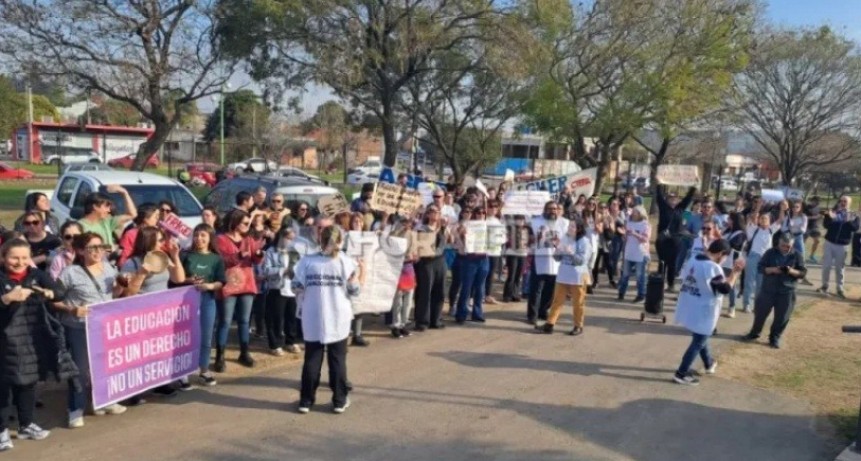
742, 233, 807, 349
655, 185, 696, 291
816, 195, 860, 299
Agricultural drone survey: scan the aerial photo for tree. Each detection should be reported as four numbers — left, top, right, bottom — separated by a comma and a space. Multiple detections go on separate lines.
0, 75, 60, 138
217, 0, 505, 168
303, 101, 353, 178
731, 27, 861, 185
630, 0, 754, 192
87, 94, 143, 126
203, 90, 270, 160
0, 0, 234, 170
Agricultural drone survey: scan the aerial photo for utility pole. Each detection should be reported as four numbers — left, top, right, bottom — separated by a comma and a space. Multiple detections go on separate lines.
219, 91, 225, 165
251, 106, 257, 158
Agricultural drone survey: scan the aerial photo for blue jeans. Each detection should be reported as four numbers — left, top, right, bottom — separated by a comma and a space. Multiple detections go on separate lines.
618, 258, 648, 298
793, 234, 805, 257
456, 256, 489, 321
608, 237, 623, 279
199, 292, 217, 370
66, 326, 89, 413
218, 294, 254, 346
676, 332, 714, 376
743, 253, 763, 309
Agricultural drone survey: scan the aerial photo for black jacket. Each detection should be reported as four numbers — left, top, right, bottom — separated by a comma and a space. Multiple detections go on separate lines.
823, 212, 860, 246
757, 247, 806, 294
0, 269, 79, 388
655, 186, 696, 236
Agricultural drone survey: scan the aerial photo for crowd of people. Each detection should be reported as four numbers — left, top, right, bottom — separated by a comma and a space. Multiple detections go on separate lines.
0, 177, 858, 449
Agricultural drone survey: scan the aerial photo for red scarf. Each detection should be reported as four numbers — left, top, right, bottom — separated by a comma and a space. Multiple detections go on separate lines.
6, 269, 28, 283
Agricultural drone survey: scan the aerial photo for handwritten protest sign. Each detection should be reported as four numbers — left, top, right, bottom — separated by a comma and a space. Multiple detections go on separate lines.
318, 193, 350, 217
515, 168, 598, 199
656, 165, 699, 187
502, 190, 551, 216
86, 287, 200, 409
371, 182, 423, 216
464, 221, 489, 254
159, 213, 193, 249
347, 233, 407, 315
486, 223, 507, 256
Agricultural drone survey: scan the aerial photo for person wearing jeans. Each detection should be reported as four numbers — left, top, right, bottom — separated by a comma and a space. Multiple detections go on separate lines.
742, 213, 777, 312
673, 240, 742, 385
456, 255, 489, 323
818, 196, 860, 299
617, 206, 650, 303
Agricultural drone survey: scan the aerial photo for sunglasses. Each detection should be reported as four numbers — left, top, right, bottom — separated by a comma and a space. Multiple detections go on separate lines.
433, 195, 443, 199
161, 208, 173, 213
272, 200, 283, 203
63, 234, 78, 240
23, 220, 41, 226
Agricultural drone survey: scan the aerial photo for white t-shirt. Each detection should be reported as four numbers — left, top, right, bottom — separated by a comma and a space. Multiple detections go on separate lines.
623, 219, 650, 262
292, 253, 358, 344
555, 235, 593, 286
745, 223, 777, 256
531, 216, 569, 276
674, 256, 726, 335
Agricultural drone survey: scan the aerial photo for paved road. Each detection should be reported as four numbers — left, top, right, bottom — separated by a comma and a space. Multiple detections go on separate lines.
11, 266, 853, 461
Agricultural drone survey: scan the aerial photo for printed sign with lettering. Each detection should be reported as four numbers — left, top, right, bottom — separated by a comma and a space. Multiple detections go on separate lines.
515, 168, 597, 200
502, 190, 552, 216
656, 165, 699, 187
371, 182, 423, 216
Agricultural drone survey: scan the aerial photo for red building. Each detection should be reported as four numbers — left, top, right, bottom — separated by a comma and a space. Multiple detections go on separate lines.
12, 122, 154, 164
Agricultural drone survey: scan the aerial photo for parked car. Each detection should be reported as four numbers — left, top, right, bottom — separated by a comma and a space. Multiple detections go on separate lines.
51, 171, 202, 229
204, 175, 339, 216
108, 153, 160, 169
42, 150, 101, 166
350, 156, 382, 176
0, 162, 35, 179
183, 162, 221, 187
274, 166, 322, 182
228, 158, 278, 173
64, 162, 114, 173
347, 170, 379, 185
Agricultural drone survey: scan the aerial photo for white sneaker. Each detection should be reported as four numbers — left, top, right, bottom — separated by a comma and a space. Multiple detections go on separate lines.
16, 423, 50, 440
104, 403, 127, 415
726, 309, 735, 319
270, 347, 285, 357
298, 406, 310, 414
673, 373, 700, 386
705, 361, 718, 375
333, 397, 351, 414
0, 429, 11, 451
68, 410, 85, 428
285, 344, 302, 354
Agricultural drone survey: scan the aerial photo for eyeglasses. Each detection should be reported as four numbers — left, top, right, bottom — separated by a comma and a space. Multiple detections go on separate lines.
63, 234, 78, 240
161, 208, 173, 213
23, 220, 41, 226
433, 195, 443, 199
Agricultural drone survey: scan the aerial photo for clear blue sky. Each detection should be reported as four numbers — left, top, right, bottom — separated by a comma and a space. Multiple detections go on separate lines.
766, 0, 861, 41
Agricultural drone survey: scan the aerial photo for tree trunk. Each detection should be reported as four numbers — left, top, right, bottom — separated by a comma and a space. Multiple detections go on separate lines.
381, 97, 398, 168
132, 121, 173, 171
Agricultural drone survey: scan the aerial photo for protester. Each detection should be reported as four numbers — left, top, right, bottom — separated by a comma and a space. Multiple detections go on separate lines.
49, 221, 83, 280
344, 214, 371, 346
617, 205, 651, 304
721, 212, 747, 318
117, 204, 160, 268
14, 192, 60, 235
235, 191, 254, 213
742, 234, 806, 349
413, 205, 448, 331
672, 239, 744, 386
389, 218, 417, 338
214, 210, 264, 371
251, 186, 268, 212
817, 196, 860, 299
484, 200, 504, 304
78, 187, 137, 248
202, 206, 221, 230
742, 212, 777, 312
21, 212, 61, 271
54, 232, 126, 427
804, 196, 822, 263
783, 200, 808, 257
503, 215, 530, 302
526, 201, 569, 324
447, 208, 471, 315
263, 228, 299, 357
181, 224, 226, 385
454, 207, 491, 324
581, 199, 601, 294
292, 226, 364, 414
536, 218, 592, 335
0, 239, 78, 448
655, 186, 696, 292
351, 183, 375, 214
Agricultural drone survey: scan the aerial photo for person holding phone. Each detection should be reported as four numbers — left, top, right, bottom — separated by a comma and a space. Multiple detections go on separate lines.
720, 213, 747, 318
742, 233, 806, 349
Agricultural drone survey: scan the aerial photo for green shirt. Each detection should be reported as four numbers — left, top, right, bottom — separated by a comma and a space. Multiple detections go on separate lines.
79, 216, 122, 247
182, 252, 226, 284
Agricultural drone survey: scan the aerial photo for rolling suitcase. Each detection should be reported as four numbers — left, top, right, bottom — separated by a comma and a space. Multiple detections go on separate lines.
640, 261, 667, 323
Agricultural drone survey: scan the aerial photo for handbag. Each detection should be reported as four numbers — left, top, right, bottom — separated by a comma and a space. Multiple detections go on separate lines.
222, 265, 257, 297
397, 264, 416, 291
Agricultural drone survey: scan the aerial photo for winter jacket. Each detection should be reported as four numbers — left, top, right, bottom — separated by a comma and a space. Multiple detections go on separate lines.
0, 269, 79, 388
823, 212, 860, 246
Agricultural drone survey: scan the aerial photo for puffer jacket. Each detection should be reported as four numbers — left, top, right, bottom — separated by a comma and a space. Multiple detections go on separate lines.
0, 269, 80, 389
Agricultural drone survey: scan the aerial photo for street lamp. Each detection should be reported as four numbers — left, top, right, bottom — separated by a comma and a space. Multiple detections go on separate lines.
211, 83, 231, 165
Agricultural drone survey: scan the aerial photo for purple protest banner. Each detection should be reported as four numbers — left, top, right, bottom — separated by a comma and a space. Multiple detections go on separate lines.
86, 287, 201, 409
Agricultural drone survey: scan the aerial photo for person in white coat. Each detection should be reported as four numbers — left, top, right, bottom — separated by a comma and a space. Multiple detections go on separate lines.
292, 226, 364, 414
536, 218, 593, 336
672, 239, 744, 386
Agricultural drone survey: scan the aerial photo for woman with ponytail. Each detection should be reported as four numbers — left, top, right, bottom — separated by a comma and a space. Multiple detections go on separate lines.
292, 226, 364, 414
55, 232, 127, 428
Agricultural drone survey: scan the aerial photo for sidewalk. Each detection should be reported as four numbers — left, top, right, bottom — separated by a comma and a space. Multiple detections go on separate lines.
6, 265, 855, 460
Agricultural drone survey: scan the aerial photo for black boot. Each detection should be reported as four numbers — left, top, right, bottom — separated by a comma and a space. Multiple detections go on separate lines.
238, 343, 255, 368
214, 346, 226, 373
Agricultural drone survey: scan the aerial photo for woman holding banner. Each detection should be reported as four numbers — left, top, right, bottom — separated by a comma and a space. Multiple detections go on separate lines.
55, 232, 127, 428
292, 226, 363, 414
455, 207, 491, 324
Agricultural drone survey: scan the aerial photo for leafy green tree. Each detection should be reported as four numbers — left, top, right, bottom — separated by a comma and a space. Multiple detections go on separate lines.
0, 76, 59, 139
204, 90, 270, 160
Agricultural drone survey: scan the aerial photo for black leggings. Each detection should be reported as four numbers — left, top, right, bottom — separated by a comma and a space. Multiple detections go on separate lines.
265, 290, 301, 349
656, 235, 683, 288
415, 256, 447, 328
300, 339, 348, 407
0, 381, 36, 431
